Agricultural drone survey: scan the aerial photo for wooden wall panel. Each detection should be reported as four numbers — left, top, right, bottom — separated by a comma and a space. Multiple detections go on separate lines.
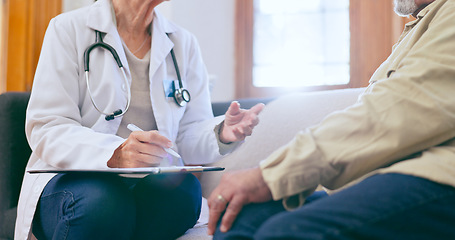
7, 0, 28, 91
235, 0, 254, 99
0, 0, 6, 93
1, 0, 61, 93
349, 0, 410, 88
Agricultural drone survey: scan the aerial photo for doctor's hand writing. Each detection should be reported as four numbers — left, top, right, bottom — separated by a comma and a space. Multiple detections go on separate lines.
219, 101, 265, 143
107, 130, 172, 168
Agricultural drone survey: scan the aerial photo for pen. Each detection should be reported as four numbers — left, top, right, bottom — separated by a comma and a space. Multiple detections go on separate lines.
126, 123, 182, 159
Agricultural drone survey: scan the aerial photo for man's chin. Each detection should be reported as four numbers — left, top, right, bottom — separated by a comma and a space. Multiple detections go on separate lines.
394, 0, 419, 16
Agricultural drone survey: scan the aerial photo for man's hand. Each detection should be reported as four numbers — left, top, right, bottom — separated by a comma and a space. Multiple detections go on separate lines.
219, 102, 265, 143
108, 130, 172, 168
207, 167, 273, 235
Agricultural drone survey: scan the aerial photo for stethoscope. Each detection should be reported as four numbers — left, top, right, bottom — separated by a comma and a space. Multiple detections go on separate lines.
84, 30, 191, 121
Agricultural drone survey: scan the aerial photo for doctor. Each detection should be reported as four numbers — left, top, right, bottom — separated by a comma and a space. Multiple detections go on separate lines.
15, 0, 264, 239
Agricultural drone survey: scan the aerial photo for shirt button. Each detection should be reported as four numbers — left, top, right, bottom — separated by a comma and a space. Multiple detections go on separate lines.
122, 84, 127, 91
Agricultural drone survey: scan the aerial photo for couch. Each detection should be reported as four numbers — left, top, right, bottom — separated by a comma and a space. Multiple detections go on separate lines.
0, 87, 365, 240
179, 87, 365, 239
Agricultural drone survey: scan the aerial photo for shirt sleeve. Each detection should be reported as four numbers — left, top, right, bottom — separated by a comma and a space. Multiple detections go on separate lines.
260, 3, 455, 201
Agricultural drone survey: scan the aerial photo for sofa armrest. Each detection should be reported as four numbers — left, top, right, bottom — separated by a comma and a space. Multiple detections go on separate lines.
0, 92, 31, 239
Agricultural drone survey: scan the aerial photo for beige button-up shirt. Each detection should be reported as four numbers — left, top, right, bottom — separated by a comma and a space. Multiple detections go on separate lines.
260, 0, 455, 206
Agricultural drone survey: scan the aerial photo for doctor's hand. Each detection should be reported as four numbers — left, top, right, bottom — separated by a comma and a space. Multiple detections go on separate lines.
107, 130, 172, 168
207, 167, 273, 235
219, 101, 265, 143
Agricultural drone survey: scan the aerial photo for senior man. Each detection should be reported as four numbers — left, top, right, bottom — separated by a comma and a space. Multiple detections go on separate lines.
208, 0, 455, 239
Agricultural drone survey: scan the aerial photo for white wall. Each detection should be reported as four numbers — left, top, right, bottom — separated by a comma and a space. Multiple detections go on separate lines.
63, 0, 236, 102
63, 0, 94, 12
158, 0, 236, 102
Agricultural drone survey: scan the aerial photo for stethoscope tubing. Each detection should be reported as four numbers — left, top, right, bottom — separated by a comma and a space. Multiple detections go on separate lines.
84, 32, 124, 71
84, 68, 131, 118
84, 30, 190, 121
84, 31, 131, 120
167, 33, 191, 106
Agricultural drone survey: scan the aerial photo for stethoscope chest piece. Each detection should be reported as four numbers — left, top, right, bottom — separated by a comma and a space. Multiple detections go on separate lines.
174, 87, 191, 107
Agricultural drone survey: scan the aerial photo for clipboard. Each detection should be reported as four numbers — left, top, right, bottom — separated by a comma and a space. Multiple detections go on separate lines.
27, 166, 224, 175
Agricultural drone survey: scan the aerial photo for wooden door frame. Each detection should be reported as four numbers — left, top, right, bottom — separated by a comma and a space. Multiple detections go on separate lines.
0, 0, 7, 93
0, 0, 61, 93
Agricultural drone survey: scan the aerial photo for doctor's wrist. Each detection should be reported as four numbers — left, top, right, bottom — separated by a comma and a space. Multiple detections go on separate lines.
218, 121, 233, 144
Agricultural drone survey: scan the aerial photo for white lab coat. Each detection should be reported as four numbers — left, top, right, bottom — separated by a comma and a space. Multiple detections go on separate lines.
15, 0, 225, 238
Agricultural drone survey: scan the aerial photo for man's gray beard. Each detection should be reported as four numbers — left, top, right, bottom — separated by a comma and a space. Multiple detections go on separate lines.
394, 0, 419, 16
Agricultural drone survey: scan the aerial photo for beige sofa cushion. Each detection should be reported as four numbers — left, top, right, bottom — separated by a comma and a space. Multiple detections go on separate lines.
200, 88, 365, 198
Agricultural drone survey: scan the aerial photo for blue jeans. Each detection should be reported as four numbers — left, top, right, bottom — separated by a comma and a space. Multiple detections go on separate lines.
214, 173, 455, 240
32, 172, 201, 240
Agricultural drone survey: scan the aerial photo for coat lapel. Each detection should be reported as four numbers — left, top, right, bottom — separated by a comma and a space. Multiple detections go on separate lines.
149, 10, 176, 79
